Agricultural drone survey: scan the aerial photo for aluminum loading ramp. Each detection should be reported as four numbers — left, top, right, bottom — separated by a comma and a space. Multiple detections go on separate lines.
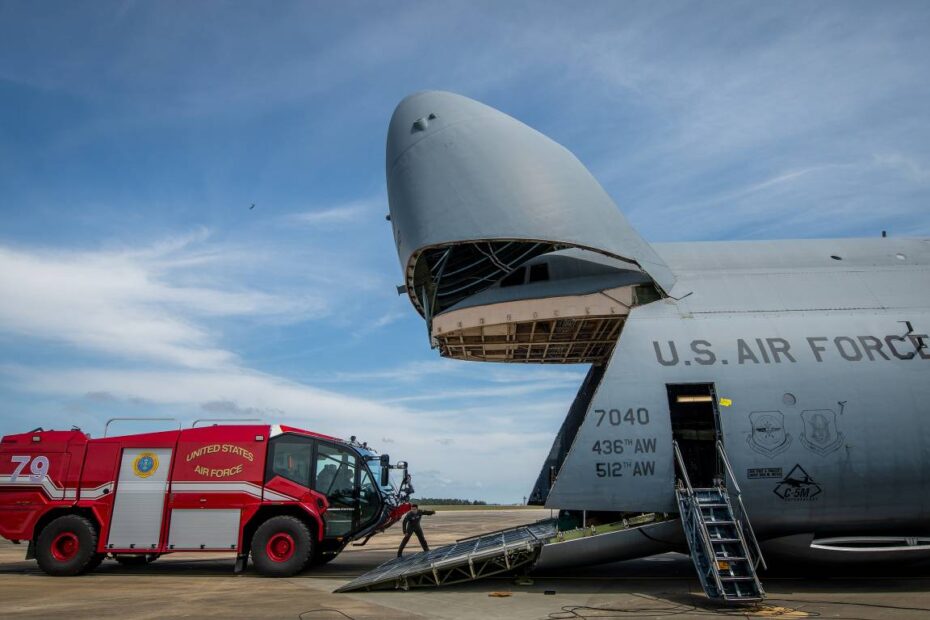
335, 521, 557, 592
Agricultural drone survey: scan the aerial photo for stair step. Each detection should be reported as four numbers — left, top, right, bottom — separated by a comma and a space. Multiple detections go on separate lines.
720, 576, 757, 581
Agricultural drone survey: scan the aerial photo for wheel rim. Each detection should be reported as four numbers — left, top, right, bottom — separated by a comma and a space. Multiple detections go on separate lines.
266, 532, 296, 562
51, 532, 79, 562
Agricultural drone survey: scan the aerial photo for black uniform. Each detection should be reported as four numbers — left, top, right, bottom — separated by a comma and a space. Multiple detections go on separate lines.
397, 509, 434, 556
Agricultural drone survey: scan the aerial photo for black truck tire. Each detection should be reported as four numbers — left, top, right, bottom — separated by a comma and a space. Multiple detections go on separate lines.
35, 514, 99, 576
251, 516, 313, 577
85, 553, 106, 571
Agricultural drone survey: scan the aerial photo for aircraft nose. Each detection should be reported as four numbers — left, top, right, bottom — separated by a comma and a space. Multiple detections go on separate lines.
386, 91, 496, 172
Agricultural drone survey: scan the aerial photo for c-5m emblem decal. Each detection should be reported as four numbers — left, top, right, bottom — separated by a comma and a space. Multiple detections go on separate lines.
800, 408, 845, 456
748, 411, 791, 458
774, 464, 822, 501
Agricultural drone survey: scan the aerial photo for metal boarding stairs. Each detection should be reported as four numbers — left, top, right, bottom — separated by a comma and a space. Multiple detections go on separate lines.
673, 440, 767, 603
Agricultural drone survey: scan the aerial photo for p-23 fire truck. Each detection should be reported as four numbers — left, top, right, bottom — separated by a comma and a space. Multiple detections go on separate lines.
0, 422, 412, 576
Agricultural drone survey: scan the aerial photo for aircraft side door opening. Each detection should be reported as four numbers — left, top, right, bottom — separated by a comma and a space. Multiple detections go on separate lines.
667, 383, 721, 488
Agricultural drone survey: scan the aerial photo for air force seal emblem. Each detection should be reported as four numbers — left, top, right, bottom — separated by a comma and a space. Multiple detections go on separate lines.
800, 409, 844, 456
133, 452, 159, 478
748, 411, 791, 458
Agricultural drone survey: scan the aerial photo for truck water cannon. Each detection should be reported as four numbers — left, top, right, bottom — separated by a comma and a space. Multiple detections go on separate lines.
0, 421, 412, 576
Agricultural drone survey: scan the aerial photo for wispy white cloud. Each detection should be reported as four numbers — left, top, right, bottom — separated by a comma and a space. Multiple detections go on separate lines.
872, 152, 930, 185
385, 381, 580, 404
0, 234, 327, 369
290, 200, 381, 227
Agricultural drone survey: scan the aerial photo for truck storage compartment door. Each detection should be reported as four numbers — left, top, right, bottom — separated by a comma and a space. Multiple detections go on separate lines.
168, 509, 239, 550
106, 448, 172, 550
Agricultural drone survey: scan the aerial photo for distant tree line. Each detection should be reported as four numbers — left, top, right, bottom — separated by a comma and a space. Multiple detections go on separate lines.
412, 497, 487, 505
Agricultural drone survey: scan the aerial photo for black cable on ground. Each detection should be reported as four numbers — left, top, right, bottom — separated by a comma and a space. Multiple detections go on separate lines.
298, 608, 357, 620
545, 591, 930, 620
547, 601, 822, 619
769, 597, 930, 614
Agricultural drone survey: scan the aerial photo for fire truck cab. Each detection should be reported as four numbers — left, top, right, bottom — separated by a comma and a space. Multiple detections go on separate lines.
0, 422, 412, 576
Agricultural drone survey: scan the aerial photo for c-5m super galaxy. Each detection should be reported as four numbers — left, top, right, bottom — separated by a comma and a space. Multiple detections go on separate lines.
338, 91, 929, 602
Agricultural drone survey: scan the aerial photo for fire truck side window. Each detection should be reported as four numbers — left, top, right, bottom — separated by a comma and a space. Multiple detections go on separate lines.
267, 437, 313, 487
313, 443, 357, 498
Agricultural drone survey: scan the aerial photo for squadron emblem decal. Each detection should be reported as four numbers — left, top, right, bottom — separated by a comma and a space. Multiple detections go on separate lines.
133, 452, 159, 478
747, 411, 791, 458
800, 406, 845, 456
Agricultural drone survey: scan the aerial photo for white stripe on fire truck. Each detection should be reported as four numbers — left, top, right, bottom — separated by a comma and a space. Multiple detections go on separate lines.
0, 476, 112, 500
170, 481, 299, 502
1, 477, 299, 502
263, 489, 299, 502
0, 474, 67, 499
77, 483, 113, 499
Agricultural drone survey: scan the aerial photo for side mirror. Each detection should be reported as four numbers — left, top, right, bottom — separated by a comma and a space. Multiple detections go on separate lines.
395, 461, 408, 469
380, 455, 391, 486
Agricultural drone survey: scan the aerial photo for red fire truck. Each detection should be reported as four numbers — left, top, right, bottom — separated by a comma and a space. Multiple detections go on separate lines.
0, 421, 412, 576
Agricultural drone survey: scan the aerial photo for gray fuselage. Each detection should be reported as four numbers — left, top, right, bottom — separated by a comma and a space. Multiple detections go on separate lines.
546, 237, 930, 540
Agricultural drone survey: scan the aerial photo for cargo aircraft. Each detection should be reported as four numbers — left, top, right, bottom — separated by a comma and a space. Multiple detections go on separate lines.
373, 90, 930, 601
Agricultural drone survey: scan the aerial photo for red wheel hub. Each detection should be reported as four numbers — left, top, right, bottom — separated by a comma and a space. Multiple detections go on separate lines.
50, 532, 79, 562
266, 532, 295, 562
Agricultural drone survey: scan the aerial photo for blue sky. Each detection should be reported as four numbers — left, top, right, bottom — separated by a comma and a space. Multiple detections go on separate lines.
1, 1, 928, 502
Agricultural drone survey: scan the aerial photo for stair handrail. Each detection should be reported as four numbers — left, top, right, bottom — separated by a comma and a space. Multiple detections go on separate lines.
672, 440, 695, 495
716, 440, 767, 571
673, 441, 726, 597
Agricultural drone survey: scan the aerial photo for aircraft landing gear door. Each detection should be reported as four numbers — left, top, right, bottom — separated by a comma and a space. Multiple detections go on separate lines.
667, 384, 720, 487
107, 448, 173, 550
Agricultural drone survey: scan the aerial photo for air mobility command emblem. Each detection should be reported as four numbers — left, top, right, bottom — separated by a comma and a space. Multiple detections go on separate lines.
747, 411, 791, 458
133, 452, 159, 478
800, 409, 844, 456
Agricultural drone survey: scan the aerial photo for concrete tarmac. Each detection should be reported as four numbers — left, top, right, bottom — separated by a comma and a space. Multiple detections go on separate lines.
3, 508, 930, 619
